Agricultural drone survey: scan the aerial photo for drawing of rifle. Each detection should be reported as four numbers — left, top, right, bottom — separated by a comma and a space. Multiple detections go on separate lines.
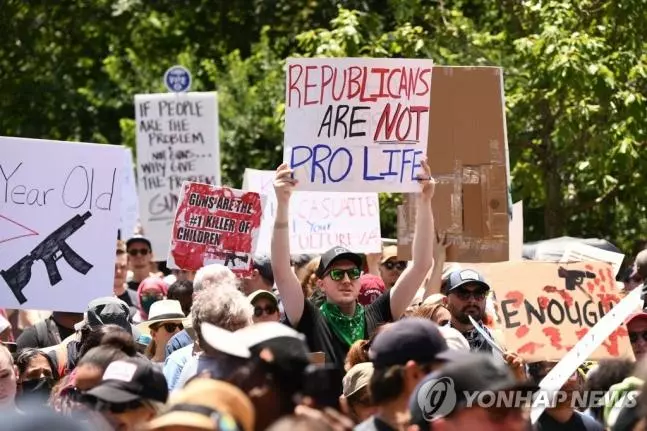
224, 253, 249, 268
0, 211, 93, 304
558, 266, 596, 291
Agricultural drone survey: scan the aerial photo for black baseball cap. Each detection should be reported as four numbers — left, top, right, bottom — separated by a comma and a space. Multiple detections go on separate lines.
409, 353, 538, 427
126, 235, 152, 251
252, 255, 274, 286
84, 357, 168, 405
445, 269, 490, 293
368, 318, 457, 369
316, 247, 363, 278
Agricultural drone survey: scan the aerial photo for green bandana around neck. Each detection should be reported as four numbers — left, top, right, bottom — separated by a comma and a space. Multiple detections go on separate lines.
319, 301, 366, 347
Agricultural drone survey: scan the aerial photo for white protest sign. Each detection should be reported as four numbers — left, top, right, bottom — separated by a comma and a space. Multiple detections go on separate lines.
530, 287, 641, 424
561, 242, 625, 277
135, 92, 220, 257
242, 168, 382, 255
119, 147, 139, 239
284, 58, 433, 192
0, 136, 122, 311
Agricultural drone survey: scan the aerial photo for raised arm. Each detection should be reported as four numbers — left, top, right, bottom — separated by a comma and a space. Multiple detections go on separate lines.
422, 233, 448, 300
389, 159, 436, 318
270, 163, 305, 326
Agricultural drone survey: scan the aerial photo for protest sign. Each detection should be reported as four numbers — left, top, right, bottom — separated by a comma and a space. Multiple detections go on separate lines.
284, 58, 434, 193
119, 147, 139, 239
561, 242, 625, 277
483, 261, 633, 362
509, 201, 524, 261
242, 169, 381, 255
167, 182, 263, 276
398, 67, 510, 262
0, 136, 122, 311
135, 92, 220, 257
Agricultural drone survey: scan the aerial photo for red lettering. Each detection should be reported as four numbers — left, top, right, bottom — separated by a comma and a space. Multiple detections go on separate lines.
370, 67, 390, 99
387, 68, 401, 98
332, 68, 346, 101
398, 67, 409, 98
320, 66, 334, 104
304, 66, 318, 105
415, 68, 432, 96
287, 64, 304, 108
373, 103, 401, 141
347, 66, 362, 100
406, 67, 420, 99
410, 105, 429, 140
395, 107, 412, 142
359, 67, 376, 102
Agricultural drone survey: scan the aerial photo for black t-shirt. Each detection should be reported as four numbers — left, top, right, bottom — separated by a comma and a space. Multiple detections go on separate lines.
127, 280, 141, 291
293, 292, 392, 371
16, 317, 76, 350
536, 411, 603, 431
117, 289, 139, 318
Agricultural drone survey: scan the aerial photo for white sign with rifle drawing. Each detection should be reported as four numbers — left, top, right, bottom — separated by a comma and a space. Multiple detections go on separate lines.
0, 137, 122, 311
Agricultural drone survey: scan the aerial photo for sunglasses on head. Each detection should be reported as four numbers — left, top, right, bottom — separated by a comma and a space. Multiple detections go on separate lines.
629, 331, 647, 343
326, 267, 361, 281
150, 322, 183, 333
254, 304, 278, 317
454, 288, 488, 301
383, 260, 407, 271
128, 248, 150, 256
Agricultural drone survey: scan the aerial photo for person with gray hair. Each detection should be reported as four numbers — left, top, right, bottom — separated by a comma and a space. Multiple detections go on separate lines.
164, 264, 238, 360
163, 286, 253, 391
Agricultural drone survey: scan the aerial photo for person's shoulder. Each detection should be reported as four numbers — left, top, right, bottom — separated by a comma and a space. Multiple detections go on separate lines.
167, 344, 193, 362
574, 410, 604, 430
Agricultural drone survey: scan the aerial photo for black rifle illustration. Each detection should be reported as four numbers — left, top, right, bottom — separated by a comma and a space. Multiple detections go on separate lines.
558, 266, 596, 291
1, 211, 93, 304
224, 252, 249, 268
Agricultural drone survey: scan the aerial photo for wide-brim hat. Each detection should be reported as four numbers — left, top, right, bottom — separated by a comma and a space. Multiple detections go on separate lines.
136, 300, 185, 332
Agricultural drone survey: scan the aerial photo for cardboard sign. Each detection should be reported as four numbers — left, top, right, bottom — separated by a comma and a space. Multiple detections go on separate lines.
135, 92, 220, 258
242, 169, 381, 255
509, 201, 524, 261
284, 58, 434, 192
398, 67, 510, 262
0, 136, 122, 311
167, 182, 263, 276
484, 261, 632, 362
119, 147, 139, 239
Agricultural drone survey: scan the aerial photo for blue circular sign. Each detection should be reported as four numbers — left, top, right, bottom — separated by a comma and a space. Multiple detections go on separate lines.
164, 65, 192, 92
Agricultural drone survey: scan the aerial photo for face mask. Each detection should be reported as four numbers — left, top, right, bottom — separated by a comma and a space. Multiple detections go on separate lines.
141, 296, 159, 315
16, 378, 53, 407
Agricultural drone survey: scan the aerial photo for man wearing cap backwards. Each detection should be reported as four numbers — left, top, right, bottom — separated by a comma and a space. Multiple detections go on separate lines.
271, 161, 436, 371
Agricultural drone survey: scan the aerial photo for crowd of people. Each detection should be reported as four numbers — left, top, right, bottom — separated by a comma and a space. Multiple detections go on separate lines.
1, 162, 647, 431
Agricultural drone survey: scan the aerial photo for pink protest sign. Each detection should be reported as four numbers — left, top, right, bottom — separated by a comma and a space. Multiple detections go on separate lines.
167, 182, 263, 276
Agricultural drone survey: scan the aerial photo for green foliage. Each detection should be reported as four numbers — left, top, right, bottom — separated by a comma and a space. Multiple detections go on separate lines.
2, 0, 646, 251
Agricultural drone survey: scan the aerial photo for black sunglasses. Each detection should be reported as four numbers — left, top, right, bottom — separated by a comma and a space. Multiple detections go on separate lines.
128, 248, 150, 256
629, 331, 647, 343
383, 261, 407, 271
150, 322, 183, 333
453, 288, 488, 301
254, 304, 278, 317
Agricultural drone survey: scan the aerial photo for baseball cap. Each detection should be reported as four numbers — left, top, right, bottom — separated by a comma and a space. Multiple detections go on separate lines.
252, 255, 274, 286
368, 318, 456, 368
409, 352, 538, 427
84, 357, 168, 405
316, 247, 363, 278
343, 362, 374, 398
358, 274, 385, 306
626, 311, 647, 326
126, 235, 152, 251
446, 269, 490, 293
381, 245, 399, 263
147, 378, 254, 431
438, 326, 470, 352
74, 297, 138, 337
247, 290, 278, 306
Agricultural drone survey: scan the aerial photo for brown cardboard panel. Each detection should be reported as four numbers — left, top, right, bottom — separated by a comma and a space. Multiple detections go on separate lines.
397, 66, 509, 263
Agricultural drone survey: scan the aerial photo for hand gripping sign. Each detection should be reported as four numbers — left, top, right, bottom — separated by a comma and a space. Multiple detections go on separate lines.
167, 182, 263, 276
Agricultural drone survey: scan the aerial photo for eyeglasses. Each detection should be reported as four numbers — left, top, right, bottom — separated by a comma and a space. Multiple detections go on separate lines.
453, 288, 488, 301
254, 304, 278, 317
382, 261, 407, 271
150, 322, 183, 333
128, 248, 150, 256
327, 267, 361, 281
629, 331, 647, 343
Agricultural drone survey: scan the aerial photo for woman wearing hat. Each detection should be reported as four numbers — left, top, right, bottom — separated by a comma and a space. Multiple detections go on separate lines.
137, 300, 186, 364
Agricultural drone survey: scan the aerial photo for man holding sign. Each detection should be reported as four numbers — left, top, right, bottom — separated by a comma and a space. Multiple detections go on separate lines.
270, 160, 436, 371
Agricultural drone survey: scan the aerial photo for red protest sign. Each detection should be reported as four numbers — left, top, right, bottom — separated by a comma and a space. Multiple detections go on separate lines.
167, 182, 263, 276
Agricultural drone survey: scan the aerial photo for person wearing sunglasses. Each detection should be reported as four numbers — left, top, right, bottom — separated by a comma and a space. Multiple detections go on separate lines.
126, 235, 156, 292
248, 290, 281, 324
378, 246, 408, 288
443, 269, 499, 355
137, 300, 185, 363
626, 311, 647, 360
270, 160, 436, 372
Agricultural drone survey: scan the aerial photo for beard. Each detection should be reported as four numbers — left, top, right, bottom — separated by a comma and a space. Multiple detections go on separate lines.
449, 303, 484, 324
